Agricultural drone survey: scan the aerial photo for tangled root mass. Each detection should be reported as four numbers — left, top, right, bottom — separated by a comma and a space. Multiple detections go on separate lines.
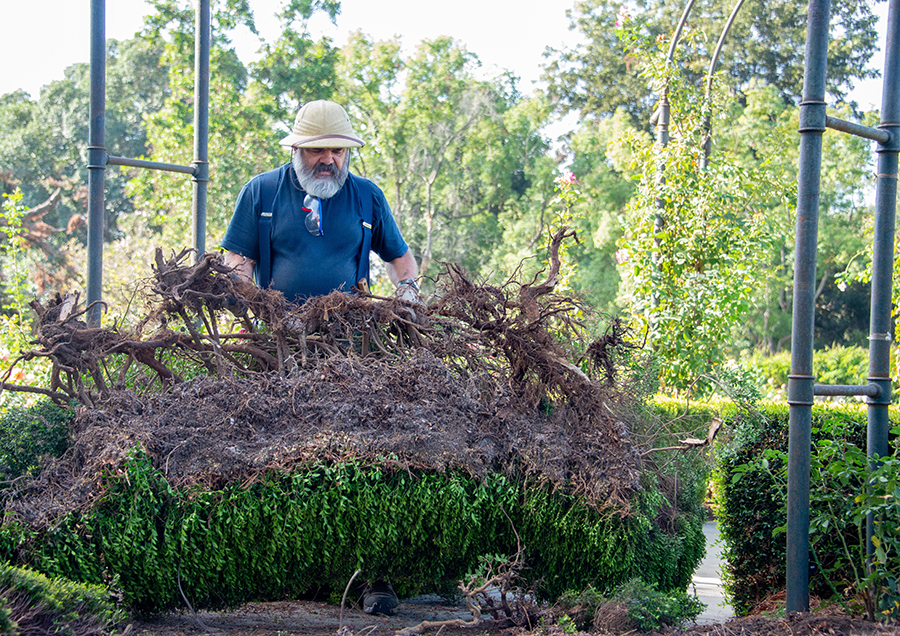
5, 237, 647, 527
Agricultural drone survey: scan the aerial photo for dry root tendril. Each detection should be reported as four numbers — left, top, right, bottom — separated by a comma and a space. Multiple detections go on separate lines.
4, 239, 647, 527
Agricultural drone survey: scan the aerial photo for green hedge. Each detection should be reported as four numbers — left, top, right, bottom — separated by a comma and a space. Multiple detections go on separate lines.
744, 346, 898, 401
0, 400, 72, 481
0, 561, 124, 635
1, 452, 706, 614
712, 402, 900, 615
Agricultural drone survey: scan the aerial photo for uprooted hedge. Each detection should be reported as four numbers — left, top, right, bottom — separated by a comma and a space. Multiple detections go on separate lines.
0, 453, 705, 614
0, 561, 125, 635
0, 242, 710, 613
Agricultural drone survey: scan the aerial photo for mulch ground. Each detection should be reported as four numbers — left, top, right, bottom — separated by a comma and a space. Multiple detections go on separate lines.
126, 598, 900, 636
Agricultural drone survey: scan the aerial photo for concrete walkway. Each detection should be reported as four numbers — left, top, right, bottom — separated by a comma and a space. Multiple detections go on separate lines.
691, 520, 734, 624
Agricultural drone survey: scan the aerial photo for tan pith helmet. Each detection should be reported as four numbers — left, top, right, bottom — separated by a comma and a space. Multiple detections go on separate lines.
279, 100, 365, 148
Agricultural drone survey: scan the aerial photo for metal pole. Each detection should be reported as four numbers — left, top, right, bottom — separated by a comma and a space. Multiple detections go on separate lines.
107, 156, 198, 174
701, 0, 747, 168
826, 116, 891, 143
648, 0, 697, 317
867, 0, 900, 573
787, 0, 831, 614
86, 0, 107, 328
191, 0, 210, 262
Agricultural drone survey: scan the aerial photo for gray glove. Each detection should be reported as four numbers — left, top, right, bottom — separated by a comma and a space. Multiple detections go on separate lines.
395, 278, 424, 323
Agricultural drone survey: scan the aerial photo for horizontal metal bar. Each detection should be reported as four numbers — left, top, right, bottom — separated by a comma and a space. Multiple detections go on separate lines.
814, 383, 881, 398
825, 116, 892, 144
107, 155, 196, 175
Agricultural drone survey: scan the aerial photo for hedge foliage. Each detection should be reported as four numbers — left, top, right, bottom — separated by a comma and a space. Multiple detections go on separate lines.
711, 401, 900, 616
0, 400, 72, 481
1, 450, 706, 614
0, 561, 124, 635
745, 346, 898, 401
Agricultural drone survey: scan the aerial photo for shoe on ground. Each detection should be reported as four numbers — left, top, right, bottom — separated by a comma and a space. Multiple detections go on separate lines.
363, 579, 399, 616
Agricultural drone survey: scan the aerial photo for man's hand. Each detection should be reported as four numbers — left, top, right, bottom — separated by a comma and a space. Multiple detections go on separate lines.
223, 250, 256, 283
224, 274, 258, 317
395, 278, 424, 323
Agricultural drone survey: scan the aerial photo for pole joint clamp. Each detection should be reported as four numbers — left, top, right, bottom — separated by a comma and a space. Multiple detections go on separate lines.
86, 146, 108, 170
787, 373, 816, 406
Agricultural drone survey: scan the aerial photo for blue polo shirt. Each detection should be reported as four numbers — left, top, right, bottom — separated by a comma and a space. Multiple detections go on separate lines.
222, 164, 409, 303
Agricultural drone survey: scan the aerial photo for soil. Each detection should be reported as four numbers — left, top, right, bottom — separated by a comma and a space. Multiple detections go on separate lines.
127, 596, 900, 636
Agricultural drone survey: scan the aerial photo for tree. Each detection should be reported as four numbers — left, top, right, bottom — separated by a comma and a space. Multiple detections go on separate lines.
339, 34, 557, 282
250, 0, 341, 122
563, 108, 645, 312
129, 0, 340, 247
0, 36, 168, 238
337, 31, 409, 229
718, 84, 875, 353
392, 38, 491, 274
543, 0, 883, 125
613, 40, 793, 392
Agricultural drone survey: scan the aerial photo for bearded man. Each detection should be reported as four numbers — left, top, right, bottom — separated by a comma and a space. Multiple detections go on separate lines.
221, 100, 419, 305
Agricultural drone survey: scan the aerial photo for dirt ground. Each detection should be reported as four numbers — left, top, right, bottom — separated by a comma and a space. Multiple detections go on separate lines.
127, 594, 900, 636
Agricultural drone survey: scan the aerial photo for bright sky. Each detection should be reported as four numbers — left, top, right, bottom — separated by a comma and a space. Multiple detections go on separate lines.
1, 0, 580, 100
0, 0, 887, 110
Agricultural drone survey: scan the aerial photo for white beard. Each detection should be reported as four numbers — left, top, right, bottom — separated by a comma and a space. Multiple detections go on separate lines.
293, 151, 350, 199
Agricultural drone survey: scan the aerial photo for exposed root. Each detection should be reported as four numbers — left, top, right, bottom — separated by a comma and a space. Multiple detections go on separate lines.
3, 242, 647, 526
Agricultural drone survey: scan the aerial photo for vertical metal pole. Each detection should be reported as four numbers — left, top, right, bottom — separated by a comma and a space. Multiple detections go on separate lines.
786, 0, 830, 614
86, 0, 108, 327
701, 0, 747, 169
191, 0, 210, 262
650, 0, 696, 316
868, 0, 900, 571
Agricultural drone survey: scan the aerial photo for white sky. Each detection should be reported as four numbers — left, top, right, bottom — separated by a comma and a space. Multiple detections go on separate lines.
0, 0, 887, 110
0, 0, 578, 100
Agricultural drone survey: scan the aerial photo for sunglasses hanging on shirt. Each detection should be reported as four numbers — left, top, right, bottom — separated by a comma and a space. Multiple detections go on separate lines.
303, 194, 322, 236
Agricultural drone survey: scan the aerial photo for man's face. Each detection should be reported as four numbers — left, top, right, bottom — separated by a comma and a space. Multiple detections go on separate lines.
293, 147, 350, 198
298, 147, 347, 180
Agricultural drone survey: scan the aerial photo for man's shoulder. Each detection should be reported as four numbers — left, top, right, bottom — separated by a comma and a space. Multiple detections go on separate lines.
347, 172, 385, 197
249, 163, 291, 190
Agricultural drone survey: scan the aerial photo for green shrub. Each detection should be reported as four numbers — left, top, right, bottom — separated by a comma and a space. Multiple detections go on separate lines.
611, 578, 705, 630
1, 450, 706, 614
744, 345, 898, 401
0, 561, 124, 635
556, 579, 704, 632
0, 597, 14, 636
806, 439, 900, 620
712, 401, 900, 616
0, 400, 72, 482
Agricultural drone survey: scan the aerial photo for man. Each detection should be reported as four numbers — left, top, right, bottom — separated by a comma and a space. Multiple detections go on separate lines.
221, 100, 420, 307
221, 100, 412, 615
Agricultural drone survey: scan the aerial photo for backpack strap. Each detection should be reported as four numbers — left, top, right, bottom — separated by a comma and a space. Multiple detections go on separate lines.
255, 168, 283, 289
355, 182, 376, 288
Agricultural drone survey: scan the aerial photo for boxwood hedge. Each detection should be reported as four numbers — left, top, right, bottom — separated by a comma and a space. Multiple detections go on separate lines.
1, 451, 706, 614
712, 401, 899, 615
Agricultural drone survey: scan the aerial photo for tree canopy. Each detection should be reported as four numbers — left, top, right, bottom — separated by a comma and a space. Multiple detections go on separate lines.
543, 0, 883, 125
0, 0, 886, 395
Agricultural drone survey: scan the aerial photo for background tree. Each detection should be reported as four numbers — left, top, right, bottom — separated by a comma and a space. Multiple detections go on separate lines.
563, 108, 644, 313
612, 34, 791, 392
250, 0, 341, 122
339, 34, 559, 284
543, 0, 883, 126
717, 85, 875, 354
0, 37, 168, 236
